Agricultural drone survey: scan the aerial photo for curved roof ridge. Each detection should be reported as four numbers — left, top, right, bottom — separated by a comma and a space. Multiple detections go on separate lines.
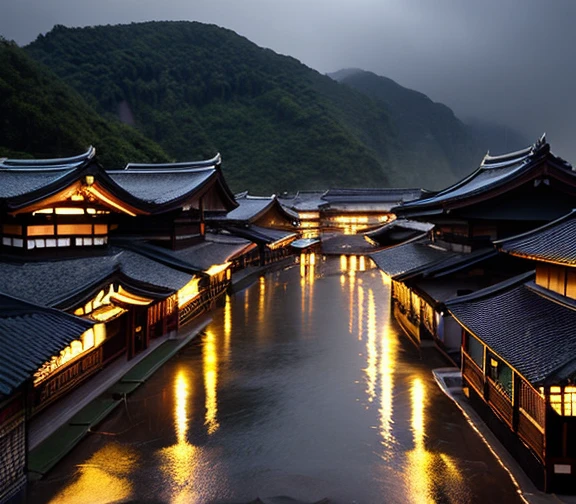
482, 145, 533, 165
495, 209, 576, 249
445, 271, 535, 306
123, 153, 221, 171
1, 146, 95, 168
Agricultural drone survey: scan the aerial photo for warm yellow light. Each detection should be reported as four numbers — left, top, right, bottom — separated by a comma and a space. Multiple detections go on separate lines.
47, 444, 137, 504
357, 285, 364, 341
85, 175, 95, 186
90, 305, 127, 322
111, 287, 153, 306
350, 255, 357, 273
204, 263, 231, 277
203, 330, 220, 435
340, 255, 347, 272
71, 193, 85, 202
379, 319, 396, 451
224, 294, 232, 353
178, 277, 200, 308
365, 289, 377, 402
298, 212, 320, 220
175, 369, 190, 445
55, 207, 85, 215
87, 185, 138, 217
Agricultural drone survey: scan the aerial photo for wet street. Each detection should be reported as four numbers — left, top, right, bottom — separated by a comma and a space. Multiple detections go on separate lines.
29, 256, 524, 504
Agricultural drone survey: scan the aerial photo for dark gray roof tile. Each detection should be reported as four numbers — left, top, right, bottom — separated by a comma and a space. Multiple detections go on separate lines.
497, 210, 576, 265
0, 294, 93, 395
370, 239, 460, 278
446, 275, 576, 386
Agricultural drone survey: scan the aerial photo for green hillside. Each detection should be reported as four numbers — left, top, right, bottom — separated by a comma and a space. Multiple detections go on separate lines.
0, 38, 170, 168
26, 21, 473, 192
331, 69, 484, 180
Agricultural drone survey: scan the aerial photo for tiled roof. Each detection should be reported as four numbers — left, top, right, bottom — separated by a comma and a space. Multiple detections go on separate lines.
279, 191, 327, 212
321, 234, 379, 255
322, 188, 423, 204
173, 240, 252, 270
370, 238, 460, 278
221, 196, 273, 222
222, 225, 297, 246
0, 255, 119, 308
124, 153, 221, 171
0, 147, 95, 168
118, 250, 192, 291
497, 210, 576, 265
0, 294, 94, 396
395, 135, 574, 216
0, 248, 197, 308
0, 168, 78, 198
108, 168, 214, 204
279, 188, 424, 213
446, 274, 576, 385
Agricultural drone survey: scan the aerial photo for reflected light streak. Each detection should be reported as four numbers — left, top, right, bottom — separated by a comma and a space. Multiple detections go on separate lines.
340, 254, 347, 272
204, 329, 220, 435
308, 254, 315, 319
381, 271, 391, 286
406, 377, 433, 504
349, 255, 357, 274
365, 289, 377, 402
258, 276, 266, 325
357, 285, 364, 341
159, 368, 199, 499
348, 269, 355, 334
224, 294, 232, 354
379, 320, 396, 453
48, 444, 137, 504
359, 255, 366, 272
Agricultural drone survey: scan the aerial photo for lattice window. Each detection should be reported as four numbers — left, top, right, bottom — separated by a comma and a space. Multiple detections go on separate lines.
549, 386, 576, 416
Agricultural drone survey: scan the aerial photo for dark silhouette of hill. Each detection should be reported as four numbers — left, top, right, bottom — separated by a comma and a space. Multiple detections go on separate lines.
26, 22, 481, 192
0, 38, 170, 167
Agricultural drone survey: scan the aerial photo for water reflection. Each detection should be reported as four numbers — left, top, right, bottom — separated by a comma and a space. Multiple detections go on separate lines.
203, 329, 220, 435
224, 294, 232, 355
405, 377, 466, 504
35, 258, 521, 504
48, 444, 136, 504
365, 289, 377, 403
299, 253, 317, 325
159, 369, 198, 499
379, 318, 396, 452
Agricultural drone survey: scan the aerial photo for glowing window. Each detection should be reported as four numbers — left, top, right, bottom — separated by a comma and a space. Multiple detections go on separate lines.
57, 224, 93, 235
28, 225, 55, 236
94, 224, 108, 235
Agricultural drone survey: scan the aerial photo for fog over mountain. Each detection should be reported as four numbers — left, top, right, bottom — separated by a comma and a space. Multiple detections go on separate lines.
1, 0, 575, 161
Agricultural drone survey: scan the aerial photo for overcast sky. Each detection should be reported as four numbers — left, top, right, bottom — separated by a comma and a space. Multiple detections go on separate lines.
1, 0, 575, 160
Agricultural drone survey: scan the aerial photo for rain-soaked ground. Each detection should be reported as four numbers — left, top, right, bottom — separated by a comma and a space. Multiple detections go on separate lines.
29, 255, 524, 504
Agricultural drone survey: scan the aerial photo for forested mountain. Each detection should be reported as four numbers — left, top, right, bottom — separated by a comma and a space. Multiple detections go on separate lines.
331, 68, 529, 166
26, 22, 480, 193
0, 38, 170, 167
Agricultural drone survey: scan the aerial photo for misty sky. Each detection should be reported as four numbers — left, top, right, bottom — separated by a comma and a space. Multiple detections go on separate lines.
1, 0, 575, 161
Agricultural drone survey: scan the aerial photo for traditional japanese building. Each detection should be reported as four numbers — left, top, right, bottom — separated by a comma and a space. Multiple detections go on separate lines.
280, 188, 423, 237
373, 136, 576, 354
211, 192, 299, 265
446, 210, 576, 492
393, 135, 576, 250
0, 294, 93, 503
0, 147, 240, 429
